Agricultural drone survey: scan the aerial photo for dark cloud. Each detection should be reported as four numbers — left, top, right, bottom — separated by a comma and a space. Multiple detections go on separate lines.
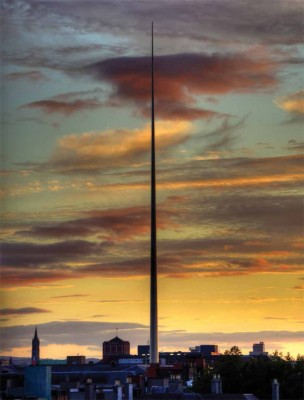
0, 320, 148, 352
2, 240, 101, 267
0, 307, 51, 316
94, 300, 143, 304
285, 139, 304, 151
51, 294, 89, 299
20, 98, 102, 116
201, 194, 303, 236
0, 240, 106, 286
292, 285, 304, 290
18, 205, 177, 241
85, 53, 277, 121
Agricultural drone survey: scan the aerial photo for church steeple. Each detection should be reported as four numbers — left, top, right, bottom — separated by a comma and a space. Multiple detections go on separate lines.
31, 326, 40, 366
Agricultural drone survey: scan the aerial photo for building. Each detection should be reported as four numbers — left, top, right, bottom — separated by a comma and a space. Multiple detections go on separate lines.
31, 327, 40, 366
138, 345, 150, 363
67, 355, 86, 365
249, 342, 268, 356
189, 345, 219, 356
103, 336, 130, 362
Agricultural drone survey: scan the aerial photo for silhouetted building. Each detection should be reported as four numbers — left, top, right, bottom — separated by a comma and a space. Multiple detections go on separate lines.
103, 336, 130, 362
189, 344, 219, 356
249, 342, 268, 356
67, 355, 86, 365
31, 327, 40, 366
138, 344, 150, 363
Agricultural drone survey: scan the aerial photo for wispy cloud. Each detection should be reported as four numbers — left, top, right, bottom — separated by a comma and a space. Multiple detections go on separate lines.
51, 294, 89, 299
5, 70, 48, 82
285, 140, 304, 152
20, 89, 106, 116
0, 307, 51, 316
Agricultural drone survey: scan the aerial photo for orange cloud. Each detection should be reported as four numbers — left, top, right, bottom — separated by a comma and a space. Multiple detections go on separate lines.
275, 90, 304, 114
47, 120, 193, 172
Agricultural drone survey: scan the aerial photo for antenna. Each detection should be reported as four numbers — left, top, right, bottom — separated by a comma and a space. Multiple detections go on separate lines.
150, 21, 159, 364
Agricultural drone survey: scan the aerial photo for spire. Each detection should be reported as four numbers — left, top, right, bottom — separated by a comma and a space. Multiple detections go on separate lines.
32, 326, 40, 366
150, 21, 158, 364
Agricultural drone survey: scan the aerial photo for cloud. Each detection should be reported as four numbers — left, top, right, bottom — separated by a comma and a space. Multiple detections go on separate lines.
2, 1, 302, 69
35, 120, 193, 173
18, 204, 178, 242
1, 320, 303, 355
2, 240, 101, 267
0, 239, 107, 286
292, 285, 304, 290
0, 320, 149, 352
20, 89, 107, 116
286, 140, 304, 152
199, 115, 247, 152
0, 307, 51, 316
275, 90, 304, 114
21, 99, 102, 116
85, 52, 277, 121
275, 90, 304, 124
5, 70, 48, 82
51, 294, 89, 299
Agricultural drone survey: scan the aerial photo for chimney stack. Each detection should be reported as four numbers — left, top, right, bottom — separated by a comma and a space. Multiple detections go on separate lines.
272, 378, 280, 400
211, 374, 222, 395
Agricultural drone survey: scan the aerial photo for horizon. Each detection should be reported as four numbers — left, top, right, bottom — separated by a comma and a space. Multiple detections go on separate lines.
1, 0, 303, 361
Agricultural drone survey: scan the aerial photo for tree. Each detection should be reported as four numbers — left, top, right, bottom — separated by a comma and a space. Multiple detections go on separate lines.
214, 346, 244, 392
188, 350, 304, 399
224, 346, 242, 356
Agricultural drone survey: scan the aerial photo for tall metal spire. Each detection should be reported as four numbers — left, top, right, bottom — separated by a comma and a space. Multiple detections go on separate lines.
150, 21, 158, 364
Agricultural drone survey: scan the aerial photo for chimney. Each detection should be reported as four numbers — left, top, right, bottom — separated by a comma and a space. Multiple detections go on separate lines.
211, 374, 222, 394
85, 378, 94, 400
272, 379, 280, 400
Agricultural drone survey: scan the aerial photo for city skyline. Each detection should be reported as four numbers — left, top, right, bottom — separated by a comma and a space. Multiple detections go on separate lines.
1, 0, 303, 359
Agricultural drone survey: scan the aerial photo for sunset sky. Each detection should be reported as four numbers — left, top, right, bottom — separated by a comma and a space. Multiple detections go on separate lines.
1, 0, 303, 360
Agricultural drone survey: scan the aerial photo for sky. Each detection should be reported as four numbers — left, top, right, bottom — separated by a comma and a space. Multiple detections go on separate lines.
0, 0, 303, 360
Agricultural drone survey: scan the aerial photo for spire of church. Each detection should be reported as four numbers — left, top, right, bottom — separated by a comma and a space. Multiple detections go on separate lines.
31, 326, 40, 366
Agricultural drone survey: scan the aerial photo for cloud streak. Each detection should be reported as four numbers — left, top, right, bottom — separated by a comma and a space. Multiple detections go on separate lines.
0, 307, 51, 316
